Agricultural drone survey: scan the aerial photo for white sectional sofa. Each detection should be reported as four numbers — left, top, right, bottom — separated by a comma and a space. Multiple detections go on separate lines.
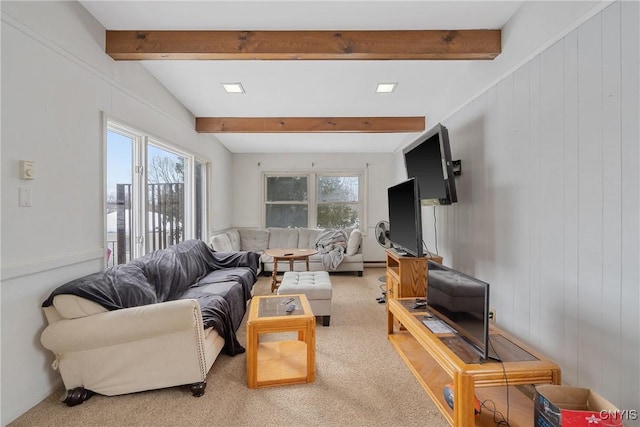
210, 227, 364, 276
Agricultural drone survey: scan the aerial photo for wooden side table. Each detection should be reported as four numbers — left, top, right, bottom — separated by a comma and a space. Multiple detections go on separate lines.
246, 294, 316, 389
264, 248, 318, 292
385, 248, 443, 300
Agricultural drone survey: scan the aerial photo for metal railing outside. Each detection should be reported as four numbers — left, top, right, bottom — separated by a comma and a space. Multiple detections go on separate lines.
106, 182, 184, 267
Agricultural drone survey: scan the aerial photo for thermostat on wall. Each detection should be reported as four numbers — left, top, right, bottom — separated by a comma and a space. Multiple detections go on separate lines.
19, 160, 35, 180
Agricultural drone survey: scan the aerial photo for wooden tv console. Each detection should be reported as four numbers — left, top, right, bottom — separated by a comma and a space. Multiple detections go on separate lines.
385, 249, 443, 300
387, 298, 561, 427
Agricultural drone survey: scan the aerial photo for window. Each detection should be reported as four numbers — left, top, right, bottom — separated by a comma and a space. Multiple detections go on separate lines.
264, 175, 308, 228
105, 121, 208, 266
105, 127, 135, 265
264, 172, 364, 229
317, 175, 360, 229
146, 143, 186, 252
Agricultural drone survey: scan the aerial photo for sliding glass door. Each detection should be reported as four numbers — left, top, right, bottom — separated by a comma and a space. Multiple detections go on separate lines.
146, 144, 186, 251
106, 128, 136, 266
105, 122, 207, 266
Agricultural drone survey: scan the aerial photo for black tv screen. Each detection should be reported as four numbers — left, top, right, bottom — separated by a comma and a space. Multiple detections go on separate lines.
403, 123, 457, 205
426, 261, 492, 360
387, 178, 423, 257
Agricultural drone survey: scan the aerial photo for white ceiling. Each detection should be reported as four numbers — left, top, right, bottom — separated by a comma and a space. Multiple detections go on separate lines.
78, 1, 601, 154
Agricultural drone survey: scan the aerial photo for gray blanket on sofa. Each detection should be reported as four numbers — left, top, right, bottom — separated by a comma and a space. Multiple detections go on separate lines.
42, 240, 260, 356
313, 228, 348, 270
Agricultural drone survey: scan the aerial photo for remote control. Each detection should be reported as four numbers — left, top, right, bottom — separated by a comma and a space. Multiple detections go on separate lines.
282, 298, 295, 305
285, 304, 295, 314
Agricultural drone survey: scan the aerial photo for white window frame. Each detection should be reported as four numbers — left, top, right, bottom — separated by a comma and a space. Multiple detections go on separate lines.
263, 173, 310, 228
262, 170, 366, 230
147, 138, 194, 243
104, 119, 208, 265
194, 159, 209, 241
105, 122, 146, 261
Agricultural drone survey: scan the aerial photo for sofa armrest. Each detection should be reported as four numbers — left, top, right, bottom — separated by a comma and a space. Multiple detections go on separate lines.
41, 299, 203, 353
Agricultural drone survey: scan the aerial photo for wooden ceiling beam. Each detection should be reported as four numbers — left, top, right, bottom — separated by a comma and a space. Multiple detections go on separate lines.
195, 117, 425, 133
106, 30, 501, 60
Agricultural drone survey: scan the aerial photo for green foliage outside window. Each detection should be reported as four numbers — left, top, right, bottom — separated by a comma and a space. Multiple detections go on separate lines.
317, 176, 359, 228
317, 204, 359, 229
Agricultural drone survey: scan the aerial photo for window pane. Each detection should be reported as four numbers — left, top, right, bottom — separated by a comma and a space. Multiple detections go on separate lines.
266, 204, 308, 228
318, 176, 359, 202
317, 204, 359, 229
106, 130, 133, 266
266, 176, 307, 202
147, 145, 185, 250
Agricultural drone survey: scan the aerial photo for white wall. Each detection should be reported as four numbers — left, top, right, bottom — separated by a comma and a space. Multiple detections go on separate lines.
231, 153, 397, 261
423, 0, 613, 131
0, 2, 232, 424
419, 1, 639, 415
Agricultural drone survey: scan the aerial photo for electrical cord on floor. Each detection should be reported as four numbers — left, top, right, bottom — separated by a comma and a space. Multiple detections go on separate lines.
479, 399, 510, 427
376, 283, 386, 303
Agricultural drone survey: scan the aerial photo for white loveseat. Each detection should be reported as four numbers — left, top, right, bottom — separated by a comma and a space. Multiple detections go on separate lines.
40, 240, 259, 406
210, 227, 364, 276
41, 298, 222, 405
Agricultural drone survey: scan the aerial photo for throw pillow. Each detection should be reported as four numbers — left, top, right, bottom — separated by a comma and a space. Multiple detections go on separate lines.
211, 233, 233, 252
346, 229, 362, 256
239, 229, 269, 252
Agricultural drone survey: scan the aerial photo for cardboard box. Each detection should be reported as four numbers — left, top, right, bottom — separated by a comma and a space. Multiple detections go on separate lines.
534, 385, 623, 427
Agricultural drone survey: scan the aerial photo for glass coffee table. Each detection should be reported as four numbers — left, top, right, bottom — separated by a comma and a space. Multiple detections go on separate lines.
246, 294, 316, 389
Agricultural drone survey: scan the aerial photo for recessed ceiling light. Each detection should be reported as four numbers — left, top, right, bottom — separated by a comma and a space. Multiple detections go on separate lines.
222, 83, 245, 94
376, 83, 397, 93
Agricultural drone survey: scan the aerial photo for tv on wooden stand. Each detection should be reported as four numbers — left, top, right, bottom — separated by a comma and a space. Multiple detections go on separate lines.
426, 261, 499, 361
387, 177, 423, 258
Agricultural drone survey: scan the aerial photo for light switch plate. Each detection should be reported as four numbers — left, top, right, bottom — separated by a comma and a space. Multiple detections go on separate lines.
19, 160, 35, 180
19, 187, 32, 207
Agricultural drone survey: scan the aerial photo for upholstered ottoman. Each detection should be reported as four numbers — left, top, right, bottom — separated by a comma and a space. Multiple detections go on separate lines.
277, 271, 333, 326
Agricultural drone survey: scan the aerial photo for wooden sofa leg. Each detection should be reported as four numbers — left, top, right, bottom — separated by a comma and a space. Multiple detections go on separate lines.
62, 387, 95, 407
189, 381, 207, 397
322, 316, 330, 327
357, 271, 363, 277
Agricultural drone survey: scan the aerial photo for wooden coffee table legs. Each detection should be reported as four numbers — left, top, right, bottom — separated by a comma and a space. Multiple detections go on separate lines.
270, 255, 312, 293
271, 258, 280, 293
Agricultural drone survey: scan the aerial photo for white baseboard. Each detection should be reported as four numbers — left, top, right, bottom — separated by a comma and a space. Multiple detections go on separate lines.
364, 261, 386, 268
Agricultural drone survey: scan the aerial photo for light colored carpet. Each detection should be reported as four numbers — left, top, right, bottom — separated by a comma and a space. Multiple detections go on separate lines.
11, 268, 448, 427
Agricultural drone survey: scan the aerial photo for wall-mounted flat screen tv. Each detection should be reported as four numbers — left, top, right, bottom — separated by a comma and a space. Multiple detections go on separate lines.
403, 123, 457, 206
387, 178, 423, 257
